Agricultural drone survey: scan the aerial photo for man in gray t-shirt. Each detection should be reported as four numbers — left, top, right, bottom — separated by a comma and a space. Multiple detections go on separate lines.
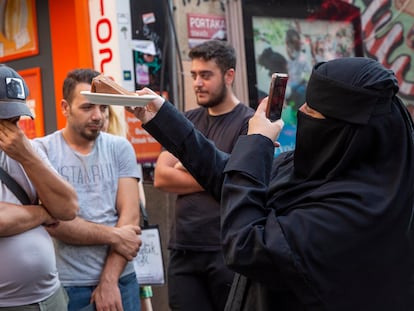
33, 69, 142, 311
0, 65, 79, 309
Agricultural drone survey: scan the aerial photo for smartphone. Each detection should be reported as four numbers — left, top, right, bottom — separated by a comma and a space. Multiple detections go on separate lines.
266, 73, 289, 121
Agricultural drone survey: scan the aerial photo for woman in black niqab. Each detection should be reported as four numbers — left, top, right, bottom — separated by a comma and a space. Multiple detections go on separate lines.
221, 58, 414, 310
137, 56, 414, 310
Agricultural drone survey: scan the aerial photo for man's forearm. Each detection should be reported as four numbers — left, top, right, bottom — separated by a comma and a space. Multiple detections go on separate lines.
100, 249, 128, 286
0, 203, 48, 236
46, 217, 116, 245
91, 250, 129, 309
154, 166, 204, 194
20, 153, 78, 220
98, 200, 139, 285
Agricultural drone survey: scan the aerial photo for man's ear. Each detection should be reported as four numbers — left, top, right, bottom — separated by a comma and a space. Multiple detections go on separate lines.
61, 99, 69, 117
225, 68, 235, 86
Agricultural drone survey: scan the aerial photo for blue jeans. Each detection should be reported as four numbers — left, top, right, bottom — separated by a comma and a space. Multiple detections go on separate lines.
65, 273, 140, 311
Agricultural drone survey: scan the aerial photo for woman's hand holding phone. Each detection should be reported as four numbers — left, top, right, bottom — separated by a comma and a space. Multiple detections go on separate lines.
266, 73, 288, 121
249, 96, 284, 146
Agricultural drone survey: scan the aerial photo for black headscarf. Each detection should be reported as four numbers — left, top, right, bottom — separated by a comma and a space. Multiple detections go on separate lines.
268, 57, 414, 308
293, 57, 400, 180
306, 57, 398, 124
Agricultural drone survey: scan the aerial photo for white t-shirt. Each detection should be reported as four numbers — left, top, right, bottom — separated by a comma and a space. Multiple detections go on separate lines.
0, 144, 60, 307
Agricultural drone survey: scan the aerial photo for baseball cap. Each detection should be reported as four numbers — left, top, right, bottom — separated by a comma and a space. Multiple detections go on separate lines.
0, 64, 34, 119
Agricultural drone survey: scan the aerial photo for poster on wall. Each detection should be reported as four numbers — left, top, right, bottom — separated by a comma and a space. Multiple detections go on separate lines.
17, 67, 44, 139
242, 0, 363, 156
0, 0, 38, 62
129, 1, 167, 93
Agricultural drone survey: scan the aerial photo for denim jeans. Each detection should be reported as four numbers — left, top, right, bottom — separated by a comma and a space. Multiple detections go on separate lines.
65, 273, 140, 311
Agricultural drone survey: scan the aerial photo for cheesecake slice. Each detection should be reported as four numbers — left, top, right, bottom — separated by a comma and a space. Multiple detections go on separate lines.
91, 74, 137, 96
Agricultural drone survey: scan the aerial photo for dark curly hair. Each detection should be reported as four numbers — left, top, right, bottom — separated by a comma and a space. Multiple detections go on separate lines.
188, 40, 236, 74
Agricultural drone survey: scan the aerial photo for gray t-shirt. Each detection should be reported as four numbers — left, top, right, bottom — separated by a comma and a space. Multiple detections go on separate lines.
0, 144, 60, 307
33, 131, 140, 286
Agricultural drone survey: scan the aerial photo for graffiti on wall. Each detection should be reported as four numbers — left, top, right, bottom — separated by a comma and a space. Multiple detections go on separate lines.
351, 0, 414, 103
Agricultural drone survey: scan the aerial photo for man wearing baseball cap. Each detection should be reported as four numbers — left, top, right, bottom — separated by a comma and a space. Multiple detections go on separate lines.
0, 64, 79, 310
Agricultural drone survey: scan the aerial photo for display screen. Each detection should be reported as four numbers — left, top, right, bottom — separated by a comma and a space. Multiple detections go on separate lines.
242, 0, 363, 156
253, 16, 357, 112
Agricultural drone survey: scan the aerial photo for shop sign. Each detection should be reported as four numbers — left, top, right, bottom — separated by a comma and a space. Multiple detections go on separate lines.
187, 13, 226, 48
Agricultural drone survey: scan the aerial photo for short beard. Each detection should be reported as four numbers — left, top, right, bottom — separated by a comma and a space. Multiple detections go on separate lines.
197, 81, 227, 108
80, 128, 101, 141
